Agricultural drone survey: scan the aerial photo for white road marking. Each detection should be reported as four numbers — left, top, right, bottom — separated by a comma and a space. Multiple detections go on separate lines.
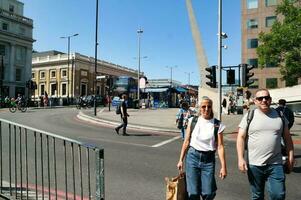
78, 135, 181, 148
151, 136, 181, 147
78, 136, 150, 147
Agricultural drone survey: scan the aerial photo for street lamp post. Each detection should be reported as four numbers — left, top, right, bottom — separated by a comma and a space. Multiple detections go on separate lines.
217, 0, 227, 120
94, 0, 99, 116
137, 28, 143, 105
60, 33, 79, 105
184, 72, 194, 85
166, 66, 177, 88
166, 66, 177, 107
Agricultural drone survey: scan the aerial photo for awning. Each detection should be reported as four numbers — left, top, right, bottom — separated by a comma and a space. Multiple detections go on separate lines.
144, 88, 169, 93
175, 87, 187, 93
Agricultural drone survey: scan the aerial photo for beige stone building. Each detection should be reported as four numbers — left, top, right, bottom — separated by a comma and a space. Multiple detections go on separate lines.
241, 0, 297, 90
32, 51, 139, 101
0, 0, 34, 98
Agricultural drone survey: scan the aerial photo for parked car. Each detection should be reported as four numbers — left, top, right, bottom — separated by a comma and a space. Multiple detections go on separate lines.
294, 110, 301, 118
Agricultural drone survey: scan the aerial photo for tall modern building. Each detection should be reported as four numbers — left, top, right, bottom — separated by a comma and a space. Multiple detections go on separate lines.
242, 0, 295, 90
0, 0, 34, 97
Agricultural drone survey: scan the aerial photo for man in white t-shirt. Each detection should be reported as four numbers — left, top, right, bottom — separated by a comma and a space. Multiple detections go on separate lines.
236, 89, 294, 200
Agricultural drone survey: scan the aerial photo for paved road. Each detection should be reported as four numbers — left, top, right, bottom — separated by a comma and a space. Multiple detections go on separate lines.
0, 108, 301, 200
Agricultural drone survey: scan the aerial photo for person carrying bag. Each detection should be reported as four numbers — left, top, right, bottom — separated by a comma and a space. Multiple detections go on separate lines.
177, 96, 227, 200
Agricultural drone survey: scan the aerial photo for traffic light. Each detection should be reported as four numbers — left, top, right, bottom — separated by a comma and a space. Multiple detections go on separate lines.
240, 64, 255, 87
226, 69, 235, 85
205, 65, 217, 88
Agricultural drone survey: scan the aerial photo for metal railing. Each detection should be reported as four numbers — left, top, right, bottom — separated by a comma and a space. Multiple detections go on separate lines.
0, 118, 104, 200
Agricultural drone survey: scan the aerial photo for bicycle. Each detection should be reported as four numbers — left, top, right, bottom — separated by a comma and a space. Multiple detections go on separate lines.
8, 98, 27, 113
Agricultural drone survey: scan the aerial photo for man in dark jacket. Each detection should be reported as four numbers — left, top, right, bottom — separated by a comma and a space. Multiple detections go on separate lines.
115, 94, 130, 136
276, 99, 295, 130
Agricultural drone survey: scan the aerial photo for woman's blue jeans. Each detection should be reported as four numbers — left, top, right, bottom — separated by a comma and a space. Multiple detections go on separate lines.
247, 164, 286, 200
185, 147, 217, 200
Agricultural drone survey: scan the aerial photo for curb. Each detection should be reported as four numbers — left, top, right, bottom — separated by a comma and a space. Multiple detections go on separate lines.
77, 111, 179, 135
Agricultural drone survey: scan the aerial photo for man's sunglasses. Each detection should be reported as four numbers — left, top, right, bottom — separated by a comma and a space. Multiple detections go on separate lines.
256, 96, 271, 101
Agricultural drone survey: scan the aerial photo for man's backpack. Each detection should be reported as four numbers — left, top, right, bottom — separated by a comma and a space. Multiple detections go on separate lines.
190, 116, 220, 146
245, 109, 286, 154
116, 103, 121, 115
276, 106, 294, 129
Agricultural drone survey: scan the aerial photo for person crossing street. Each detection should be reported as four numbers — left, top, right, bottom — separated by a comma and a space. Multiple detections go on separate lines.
115, 94, 130, 136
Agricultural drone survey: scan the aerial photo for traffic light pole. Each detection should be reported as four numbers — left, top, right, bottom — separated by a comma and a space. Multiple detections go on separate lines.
217, 0, 222, 121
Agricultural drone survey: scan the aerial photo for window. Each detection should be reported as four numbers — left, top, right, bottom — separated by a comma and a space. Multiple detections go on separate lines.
247, 19, 258, 29
40, 71, 45, 79
265, 0, 277, 6
266, 16, 277, 27
50, 70, 56, 78
61, 69, 67, 78
0, 44, 5, 56
266, 60, 277, 68
50, 83, 57, 96
19, 27, 25, 35
15, 46, 26, 63
32, 72, 35, 79
9, 5, 14, 12
62, 83, 67, 96
16, 69, 22, 81
81, 84, 87, 96
247, 38, 258, 48
40, 84, 45, 96
247, 0, 258, 9
2, 23, 8, 31
249, 78, 259, 89
266, 78, 278, 88
247, 58, 258, 68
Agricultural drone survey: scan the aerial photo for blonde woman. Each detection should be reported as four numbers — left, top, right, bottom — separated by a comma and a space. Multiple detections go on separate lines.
177, 96, 227, 200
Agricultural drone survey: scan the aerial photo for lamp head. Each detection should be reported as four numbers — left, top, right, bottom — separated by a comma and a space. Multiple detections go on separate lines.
221, 32, 228, 39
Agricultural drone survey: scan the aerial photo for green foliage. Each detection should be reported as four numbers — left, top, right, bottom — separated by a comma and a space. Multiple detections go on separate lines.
257, 0, 301, 86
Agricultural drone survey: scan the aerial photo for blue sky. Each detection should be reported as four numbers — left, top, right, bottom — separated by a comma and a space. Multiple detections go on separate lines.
24, 0, 241, 85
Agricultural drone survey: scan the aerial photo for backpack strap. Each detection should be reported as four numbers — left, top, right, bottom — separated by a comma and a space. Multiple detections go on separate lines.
275, 109, 285, 138
245, 109, 255, 151
246, 109, 255, 135
213, 118, 220, 147
190, 116, 198, 134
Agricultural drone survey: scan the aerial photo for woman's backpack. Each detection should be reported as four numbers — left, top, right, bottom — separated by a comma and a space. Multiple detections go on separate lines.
177, 113, 184, 129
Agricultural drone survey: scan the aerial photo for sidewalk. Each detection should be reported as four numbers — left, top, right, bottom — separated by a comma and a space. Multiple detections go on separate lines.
78, 107, 301, 147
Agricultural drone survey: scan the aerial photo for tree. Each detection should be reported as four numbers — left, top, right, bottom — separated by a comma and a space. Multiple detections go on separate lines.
257, 0, 301, 86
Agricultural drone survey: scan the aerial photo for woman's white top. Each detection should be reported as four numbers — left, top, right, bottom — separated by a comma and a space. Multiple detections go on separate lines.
189, 116, 225, 151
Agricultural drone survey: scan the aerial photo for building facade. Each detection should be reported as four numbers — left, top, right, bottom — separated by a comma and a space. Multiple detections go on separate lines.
242, 0, 283, 90
0, 0, 34, 98
32, 51, 139, 101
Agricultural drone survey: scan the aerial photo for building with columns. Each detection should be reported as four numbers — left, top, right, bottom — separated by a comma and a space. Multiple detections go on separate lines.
32, 51, 139, 101
0, 0, 34, 98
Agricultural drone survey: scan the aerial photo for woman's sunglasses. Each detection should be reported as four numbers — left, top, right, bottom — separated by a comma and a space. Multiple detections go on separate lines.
201, 105, 212, 109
